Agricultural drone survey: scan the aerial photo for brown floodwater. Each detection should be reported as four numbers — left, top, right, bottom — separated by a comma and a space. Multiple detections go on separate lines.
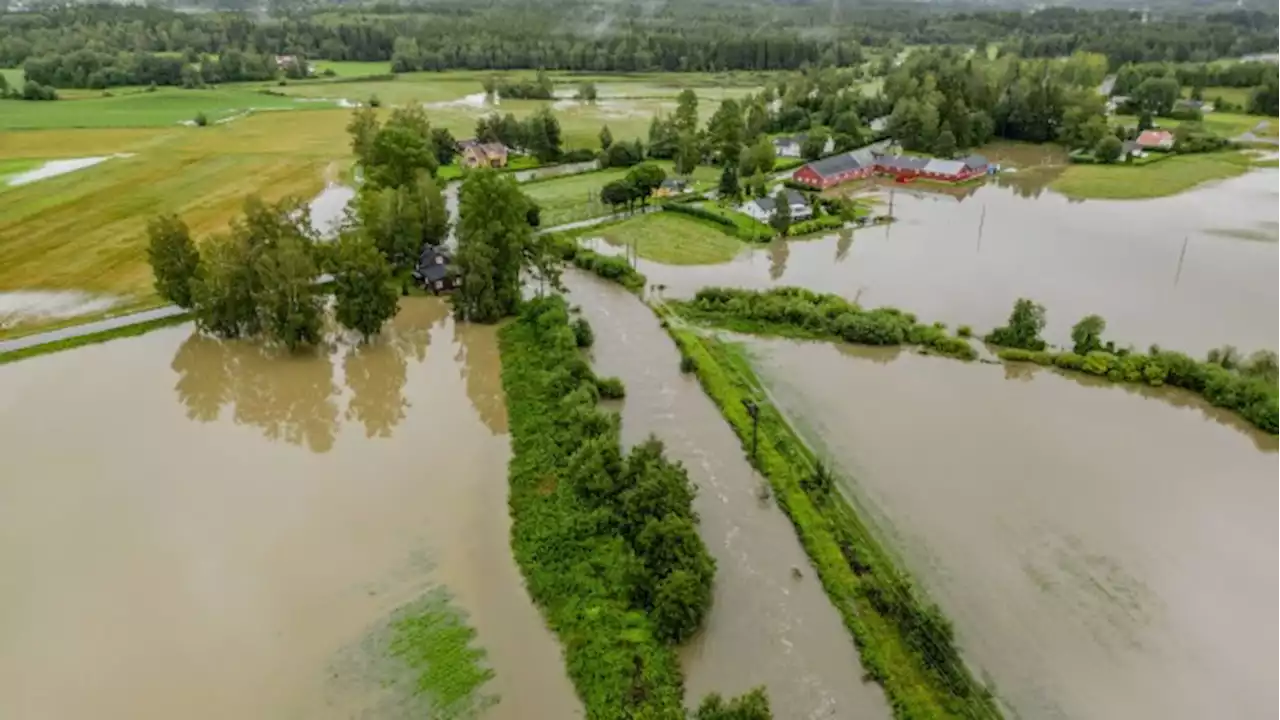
562, 272, 891, 720
0, 298, 580, 720
631, 166, 1279, 356
744, 336, 1278, 720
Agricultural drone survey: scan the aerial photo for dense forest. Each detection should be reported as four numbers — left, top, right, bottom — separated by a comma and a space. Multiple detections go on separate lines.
1, 1, 1275, 88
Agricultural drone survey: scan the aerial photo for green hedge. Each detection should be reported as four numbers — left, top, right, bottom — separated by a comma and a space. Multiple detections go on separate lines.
662, 202, 772, 242
786, 215, 845, 237
548, 234, 647, 293
671, 287, 977, 361
662, 319, 1001, 720
998, 347, 1278, 433
500, 297, 724, 718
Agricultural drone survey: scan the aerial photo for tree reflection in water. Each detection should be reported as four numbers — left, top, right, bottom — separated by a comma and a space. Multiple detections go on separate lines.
768, 237, 789, 280
454, 321, 508, 436
835, 228, 854, 263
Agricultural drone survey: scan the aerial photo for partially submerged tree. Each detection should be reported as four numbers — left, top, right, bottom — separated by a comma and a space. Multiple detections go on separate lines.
985, 298, 1047, 350
252, 234, 324, 351
332, 231, 399, 342
146, 213, 201, 308
1070, 314, 1107, 354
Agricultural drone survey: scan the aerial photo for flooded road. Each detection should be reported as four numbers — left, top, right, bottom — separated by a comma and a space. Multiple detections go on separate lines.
745, 337, 1278, 720
0, 298, 579, 720
562, 272, 891, 720
630, 166, 1278, 355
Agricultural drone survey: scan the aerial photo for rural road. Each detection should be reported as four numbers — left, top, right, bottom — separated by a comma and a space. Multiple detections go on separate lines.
0, 305, 188, 354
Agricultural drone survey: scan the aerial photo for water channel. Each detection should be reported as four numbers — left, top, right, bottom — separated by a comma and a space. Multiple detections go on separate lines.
742, 336, 1277, 720
0, 298, 580, 719
563, 271, 892, 720
609, 164, 1279, 356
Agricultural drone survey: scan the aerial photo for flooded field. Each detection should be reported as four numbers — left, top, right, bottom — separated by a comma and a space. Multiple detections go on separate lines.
744, 336, 1277, 720
637, 165, 1278, 355
0, 298, 579, 719
563, 272, 891, 720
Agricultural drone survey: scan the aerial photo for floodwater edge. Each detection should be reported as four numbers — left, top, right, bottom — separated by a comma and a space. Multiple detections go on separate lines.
0, 311, 190, 365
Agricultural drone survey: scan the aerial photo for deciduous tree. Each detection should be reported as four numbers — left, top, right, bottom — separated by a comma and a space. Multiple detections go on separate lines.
332, 231, 399, 342
146, 213, 201, 309
768, 189, 791, 235
252, 234, 324, 351
454, 169, 543, 322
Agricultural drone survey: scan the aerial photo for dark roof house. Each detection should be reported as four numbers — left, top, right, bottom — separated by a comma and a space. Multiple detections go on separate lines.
413, 245, 460, 293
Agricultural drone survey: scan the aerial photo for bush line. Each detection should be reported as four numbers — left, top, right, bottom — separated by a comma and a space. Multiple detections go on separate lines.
661, 316, 1001, 720
499, 296, 767, 718
672, 287, 977, 361
549, 233, 648, 292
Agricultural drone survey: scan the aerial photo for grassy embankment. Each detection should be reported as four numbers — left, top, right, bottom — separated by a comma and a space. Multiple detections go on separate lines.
1050, 150, 1274, 200
499, 296, 731, 718
0, 312, 191, 366
660, 315, 1001, 720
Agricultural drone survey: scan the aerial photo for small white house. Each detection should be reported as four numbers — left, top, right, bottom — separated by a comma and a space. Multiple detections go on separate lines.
739, 189, 813, 223
772, 133, 836, 159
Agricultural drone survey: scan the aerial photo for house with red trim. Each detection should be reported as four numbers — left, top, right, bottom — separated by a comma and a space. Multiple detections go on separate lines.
1135, 129, 1175, 151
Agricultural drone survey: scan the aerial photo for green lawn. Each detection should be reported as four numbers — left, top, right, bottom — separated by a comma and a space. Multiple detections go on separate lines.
525, 162, 718, 227
0, 158, 42, 185
1115, 111, 1273, 139
690, 200, 773, 240
1050, 150, 1269, 200
576, 212, 745, 265
1, 67, 23, 90
0, 87, 333, 130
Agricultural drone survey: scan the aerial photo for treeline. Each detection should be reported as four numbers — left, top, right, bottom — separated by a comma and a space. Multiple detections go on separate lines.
20, 48, 280, 89
3, 3, 1275, 88
1113, 60, 1279, 115
987, 299, 1279, 433
883, 49, 1111, 154
500, 296, 769, 719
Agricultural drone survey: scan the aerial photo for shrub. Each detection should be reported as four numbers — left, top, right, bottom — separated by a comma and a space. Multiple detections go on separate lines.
786, 215, 845, 236
321, 68, 337, 77
572, 317, 594, 348
680, 354, 697, 373
956, 325, 973, 338
985, 298, 1047, 350
193, 111, 209, 127
596, 375, 626, 399
1081, 351, 1116, 376
561, 148, 598, 163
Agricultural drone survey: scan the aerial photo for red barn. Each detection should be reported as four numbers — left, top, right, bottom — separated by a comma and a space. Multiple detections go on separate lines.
792, 153, 874, 188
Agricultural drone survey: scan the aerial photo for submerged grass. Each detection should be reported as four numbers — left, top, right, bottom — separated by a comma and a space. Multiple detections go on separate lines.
0, 312, 190, 366
389, 587, 498, 720
661, 316, 1002, 720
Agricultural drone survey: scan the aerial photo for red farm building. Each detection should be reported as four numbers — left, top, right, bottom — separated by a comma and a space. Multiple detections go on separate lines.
793, 146, 989, 188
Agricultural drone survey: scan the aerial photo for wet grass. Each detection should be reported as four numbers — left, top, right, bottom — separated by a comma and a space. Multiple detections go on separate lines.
661, 317, 1003, 720
579, 212, 746, 265
1050, 150, 1268, 200
0, 312, 191, 366
389, 588, 498, 720
525, 162, 718, 227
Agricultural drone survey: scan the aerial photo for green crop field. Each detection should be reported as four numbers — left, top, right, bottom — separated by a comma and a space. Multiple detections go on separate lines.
310, 60, 392, 77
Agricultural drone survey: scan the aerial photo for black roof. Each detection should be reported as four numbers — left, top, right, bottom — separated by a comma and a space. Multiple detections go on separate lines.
416, 245, 453, 282
661, 177, 687, 189
805, 152, 864, 178
754, 189, 809, 212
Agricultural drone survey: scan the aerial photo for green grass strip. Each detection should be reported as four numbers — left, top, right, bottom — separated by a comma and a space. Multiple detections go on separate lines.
0, 312, 191, 366
660, 314, 1002, 720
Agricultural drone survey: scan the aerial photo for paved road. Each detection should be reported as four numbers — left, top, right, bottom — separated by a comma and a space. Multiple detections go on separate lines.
0, 305, 188, 354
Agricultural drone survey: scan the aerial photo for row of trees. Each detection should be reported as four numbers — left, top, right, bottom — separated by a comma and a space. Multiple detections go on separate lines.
0, 74, 57, 100
22, 48, 280, 90
1113, 60, 1279, 116
474, 108, 564, 163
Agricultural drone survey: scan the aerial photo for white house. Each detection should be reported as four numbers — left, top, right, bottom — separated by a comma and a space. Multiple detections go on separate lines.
739, 189, 813, 223
771, 133, 836, 159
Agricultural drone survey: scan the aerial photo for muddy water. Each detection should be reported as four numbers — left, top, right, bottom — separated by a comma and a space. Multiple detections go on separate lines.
635, 167, 1278, 355
0, 298, 580, 720
562, 272, 891, 720
745, 337, 1278, 720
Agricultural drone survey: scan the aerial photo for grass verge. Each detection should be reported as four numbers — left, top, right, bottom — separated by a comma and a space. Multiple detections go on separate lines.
660, 317, 1002, 720
0, 312, 191, 366
1049, 150, 1268, 199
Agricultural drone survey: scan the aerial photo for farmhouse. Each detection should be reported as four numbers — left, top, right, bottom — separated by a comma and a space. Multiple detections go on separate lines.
413, 246, 460, 294
461, 142, 509, 168
653, 177, 689, 198
739, 190, 813, 223
1135, 129, 1175, 150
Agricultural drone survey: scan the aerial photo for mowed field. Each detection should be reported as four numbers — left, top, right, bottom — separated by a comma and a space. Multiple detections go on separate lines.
525, 162, 720, 226
0, 70, 767, 334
